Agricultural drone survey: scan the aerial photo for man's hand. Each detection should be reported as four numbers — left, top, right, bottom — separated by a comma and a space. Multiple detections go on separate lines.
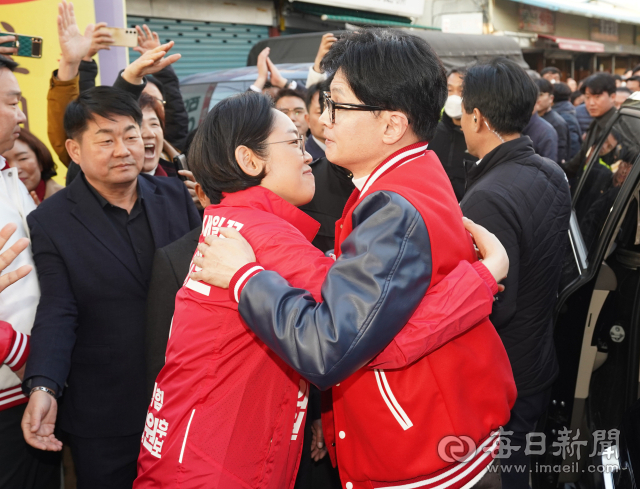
252, 47, 270, 90
84, 22, 113, 60
121, 41, 181, 86
310, 419, 327, 461
266, 57, 287, 89
0, 35, 18, 56
191, 228, 256, 288
313, 33, 337, 73
21, 391, 63, 451
57, 1, 92, 80
0, 223, 32, 294
463, 217, 509, 290
134, 24, 160, 55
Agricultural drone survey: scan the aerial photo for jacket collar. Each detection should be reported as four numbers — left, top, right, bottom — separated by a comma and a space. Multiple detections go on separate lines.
220, 186, 320, 243
595, 106, 617, 131
466, 136, 536, 189
358, 142, 428, 200
66, 173, 169, 288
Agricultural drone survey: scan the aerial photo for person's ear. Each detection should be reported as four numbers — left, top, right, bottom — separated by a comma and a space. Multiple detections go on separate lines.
472, 109, 483, 133
65, 138, 82, 165
382, 111, 409, 145
304, 112, 310, 124
194, 183, 211, 208
235, 145, 265, 177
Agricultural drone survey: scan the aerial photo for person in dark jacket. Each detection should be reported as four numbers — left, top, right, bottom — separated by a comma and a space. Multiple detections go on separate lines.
20, 86, 201, 489
552, 82, 582, 160
459, 58, 572, 489
564, 73, 618, 181
522, 111, 558, 162
304, 83, 328, 161
534, 78, 569, 163
429, 68, 478, 201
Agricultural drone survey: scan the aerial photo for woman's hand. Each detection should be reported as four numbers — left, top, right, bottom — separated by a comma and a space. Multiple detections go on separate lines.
463, 217, 508, 291
121, 41, 181, 85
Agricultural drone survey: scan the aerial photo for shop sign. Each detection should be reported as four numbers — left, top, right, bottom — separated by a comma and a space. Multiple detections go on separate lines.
519, 4, 555, 34
590, 19, 619, 43
294, 0, 424, 18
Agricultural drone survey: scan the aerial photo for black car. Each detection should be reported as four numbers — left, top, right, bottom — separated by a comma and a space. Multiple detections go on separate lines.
533, 92, 640, 488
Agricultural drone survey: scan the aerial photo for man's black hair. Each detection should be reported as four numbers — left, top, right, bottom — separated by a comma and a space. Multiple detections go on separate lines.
462, 57, 538, 134
64, 86, 143, 140
540, 66, 561, 76
189, 91, 274, 205
580, 73, 616, 96
617, 87, 632, 95
534, 78, 553, 95
553, 82, 571, 102
305, 81, 329, 112
570, 90, 584, 104
0, 55, 17, 72
613, 74, 622, 81
632, 64, 640, 76
320, 28, 447, 142
627, 75, 640, 85
274, 88, 307, 106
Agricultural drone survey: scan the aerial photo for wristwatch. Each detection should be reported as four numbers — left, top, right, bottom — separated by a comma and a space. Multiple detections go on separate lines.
30, 386, 56, 398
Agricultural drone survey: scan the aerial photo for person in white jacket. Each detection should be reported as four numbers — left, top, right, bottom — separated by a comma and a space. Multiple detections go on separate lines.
0, 54, 61, 489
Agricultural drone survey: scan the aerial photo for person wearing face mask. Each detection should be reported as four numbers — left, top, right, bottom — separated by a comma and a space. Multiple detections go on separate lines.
429, 68, 477, 201
3, 129, 63, 205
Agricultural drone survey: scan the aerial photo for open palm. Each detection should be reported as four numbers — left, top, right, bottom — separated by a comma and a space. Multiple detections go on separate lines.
57, 1, 91, 62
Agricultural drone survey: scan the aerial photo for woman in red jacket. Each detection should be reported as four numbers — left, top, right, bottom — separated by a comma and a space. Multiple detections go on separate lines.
134, 91, 505, 489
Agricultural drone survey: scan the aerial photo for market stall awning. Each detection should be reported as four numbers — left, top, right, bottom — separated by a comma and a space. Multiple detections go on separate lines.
538, 34, 605, 53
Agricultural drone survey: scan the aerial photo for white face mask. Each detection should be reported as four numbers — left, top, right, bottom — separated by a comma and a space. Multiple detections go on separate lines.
444, 95, 463, 119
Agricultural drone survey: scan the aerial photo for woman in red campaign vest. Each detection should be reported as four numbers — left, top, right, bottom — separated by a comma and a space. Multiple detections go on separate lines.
134, 91, 509, 489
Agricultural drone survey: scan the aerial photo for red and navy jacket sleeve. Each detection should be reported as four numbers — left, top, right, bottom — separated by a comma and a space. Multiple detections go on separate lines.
0, 321, 30, 372
233, 191, 433, 390
368, 260, 497, 370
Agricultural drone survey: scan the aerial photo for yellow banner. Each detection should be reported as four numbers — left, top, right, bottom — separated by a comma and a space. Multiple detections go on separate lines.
1, 0, 97, 184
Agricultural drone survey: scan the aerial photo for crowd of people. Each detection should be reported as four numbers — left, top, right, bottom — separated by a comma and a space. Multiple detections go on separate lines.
0, 2, 639, 489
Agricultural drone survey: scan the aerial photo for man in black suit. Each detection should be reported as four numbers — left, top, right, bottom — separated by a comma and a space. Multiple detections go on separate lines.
20, 86, 200, 488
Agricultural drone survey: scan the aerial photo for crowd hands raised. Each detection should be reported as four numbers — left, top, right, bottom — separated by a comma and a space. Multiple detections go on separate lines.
3, 2, 629, 488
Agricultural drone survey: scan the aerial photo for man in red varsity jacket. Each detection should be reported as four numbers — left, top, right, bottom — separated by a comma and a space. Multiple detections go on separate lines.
192, 29, 516, 489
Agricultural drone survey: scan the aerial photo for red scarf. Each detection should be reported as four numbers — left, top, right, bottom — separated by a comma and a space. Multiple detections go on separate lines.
35, 179, 46, 202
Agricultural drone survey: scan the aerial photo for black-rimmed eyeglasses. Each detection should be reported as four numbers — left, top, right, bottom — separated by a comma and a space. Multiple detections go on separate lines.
321, 91, 385, 124
265, 136, 306, 156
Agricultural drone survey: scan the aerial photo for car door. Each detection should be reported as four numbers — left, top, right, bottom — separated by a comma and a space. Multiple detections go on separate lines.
533, 101, 640, 489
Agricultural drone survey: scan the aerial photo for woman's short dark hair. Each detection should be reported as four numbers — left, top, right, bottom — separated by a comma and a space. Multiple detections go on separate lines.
17, 128, 57, 180
320, 28, 447, 142
64, 86, 143, 140
553, 82, 572, 102
463, 57, 538, 134
138, 92, 165, 131
580, 73, 616, 96
189, 91, 275, 204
